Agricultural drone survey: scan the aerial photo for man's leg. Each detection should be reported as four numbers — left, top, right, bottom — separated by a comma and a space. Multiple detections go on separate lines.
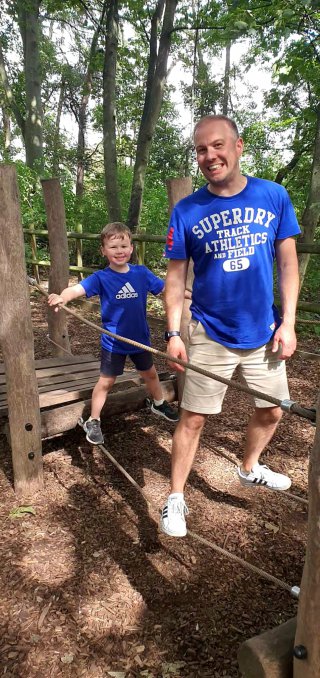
242, 406, 283, 472
238, 343, 291, 491
161, 409, 206, 537
171, 409, 207, 493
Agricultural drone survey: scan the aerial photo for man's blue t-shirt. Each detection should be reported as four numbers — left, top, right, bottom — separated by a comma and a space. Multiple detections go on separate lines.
165, 176, 300, 349
80, 264, 164, 354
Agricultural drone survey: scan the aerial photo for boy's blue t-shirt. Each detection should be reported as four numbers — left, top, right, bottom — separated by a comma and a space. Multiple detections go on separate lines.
80, 264, 164, 354
165, 176, 301, 349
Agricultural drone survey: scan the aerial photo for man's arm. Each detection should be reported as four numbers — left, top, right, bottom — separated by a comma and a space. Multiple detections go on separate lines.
164, 259, 189, 371
274, 237, 299, 359
48, 283, 85, 312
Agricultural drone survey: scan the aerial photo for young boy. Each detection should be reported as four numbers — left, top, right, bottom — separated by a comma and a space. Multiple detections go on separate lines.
48, 222, 179, 445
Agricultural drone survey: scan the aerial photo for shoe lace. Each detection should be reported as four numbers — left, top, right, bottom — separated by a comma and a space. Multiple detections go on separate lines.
90, 419, 101, 434
170, 498, 189, 516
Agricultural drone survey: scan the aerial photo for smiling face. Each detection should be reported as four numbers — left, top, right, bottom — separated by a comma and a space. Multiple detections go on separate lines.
101, 233, 133, 272
194, 118, 245, 195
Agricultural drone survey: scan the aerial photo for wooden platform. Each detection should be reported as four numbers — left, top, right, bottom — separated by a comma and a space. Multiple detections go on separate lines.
0, 354, 144, 416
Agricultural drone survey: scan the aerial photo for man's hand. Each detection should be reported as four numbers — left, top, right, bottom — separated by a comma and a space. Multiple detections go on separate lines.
48, 293, 64, 312
166, 336, 188, 372
272, 321, 297, 359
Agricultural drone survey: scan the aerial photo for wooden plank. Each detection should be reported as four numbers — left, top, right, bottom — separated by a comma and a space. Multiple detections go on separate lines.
0, 353, 97, 375
238, 617, 296, 677
34, 361, 101, 379
0, 370, 144, 411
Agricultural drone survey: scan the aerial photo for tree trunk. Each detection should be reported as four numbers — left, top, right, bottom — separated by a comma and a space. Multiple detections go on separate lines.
297, 108, 320, 289
1, 107, 12, 159
52, 77, 64, 176
222, 40, 231, 115
0, 39, 25, 139
16, 0, 43, 171
103, 0, 122, 222
294, 390, 320, 677
127, 0, 178, 232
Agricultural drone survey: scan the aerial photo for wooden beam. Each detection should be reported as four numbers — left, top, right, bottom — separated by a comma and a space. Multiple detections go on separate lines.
0, 165, 43, 495
41, 178, 71, 356
166, 177, 193, 401
294, 390, 320, 677
40, 378, 177, 439
238, 617, 296, 677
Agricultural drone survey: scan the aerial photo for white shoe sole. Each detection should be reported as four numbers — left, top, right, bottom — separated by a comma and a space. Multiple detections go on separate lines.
85, 433, 104, 445
160, 519, 187, 537
151, 405, 179, 422
238, 477, 292, 491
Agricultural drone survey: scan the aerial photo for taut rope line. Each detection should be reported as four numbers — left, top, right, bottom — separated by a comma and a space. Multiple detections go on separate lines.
28, 278, 316, 424
77, 421, 300, 599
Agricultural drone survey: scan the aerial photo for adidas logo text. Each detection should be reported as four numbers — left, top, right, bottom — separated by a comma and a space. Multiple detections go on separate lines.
116, 282, 138, 299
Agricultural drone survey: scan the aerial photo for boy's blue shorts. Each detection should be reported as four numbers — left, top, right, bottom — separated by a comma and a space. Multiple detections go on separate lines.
100, 348, 153, 377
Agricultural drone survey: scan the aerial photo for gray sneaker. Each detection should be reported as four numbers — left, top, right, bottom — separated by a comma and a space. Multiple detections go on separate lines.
83, 418, 104, 445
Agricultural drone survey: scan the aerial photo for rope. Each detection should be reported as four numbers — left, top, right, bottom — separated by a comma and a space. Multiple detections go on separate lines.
78, 420, 297, 597
46, 334, 73, 356
28, 278, 316, 424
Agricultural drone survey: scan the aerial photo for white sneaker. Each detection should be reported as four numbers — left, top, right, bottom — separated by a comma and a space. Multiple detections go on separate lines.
160, 494, 189, 537
238, 463, 291, 491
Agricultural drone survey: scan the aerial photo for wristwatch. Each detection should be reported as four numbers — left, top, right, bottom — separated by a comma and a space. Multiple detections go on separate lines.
164, 330, 181, 342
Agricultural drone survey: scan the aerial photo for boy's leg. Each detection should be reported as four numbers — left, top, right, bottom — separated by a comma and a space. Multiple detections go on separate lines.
131, 352, 179, 422
139, 364, 163, 401
91, 374, 116, 419
84, 349, 124, 444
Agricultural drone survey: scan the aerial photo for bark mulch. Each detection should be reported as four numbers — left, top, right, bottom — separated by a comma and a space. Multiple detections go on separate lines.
0, 288, 318, 677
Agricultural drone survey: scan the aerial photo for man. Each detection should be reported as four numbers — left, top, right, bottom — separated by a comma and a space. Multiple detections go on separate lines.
161, 114, 300, 537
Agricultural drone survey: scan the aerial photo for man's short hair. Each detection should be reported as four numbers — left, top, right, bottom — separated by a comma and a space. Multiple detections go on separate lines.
100, 222, 132, 245
194, 114, 240, 140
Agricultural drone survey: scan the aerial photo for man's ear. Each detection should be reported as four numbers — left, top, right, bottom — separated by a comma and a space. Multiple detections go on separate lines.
237, 136, 244, 156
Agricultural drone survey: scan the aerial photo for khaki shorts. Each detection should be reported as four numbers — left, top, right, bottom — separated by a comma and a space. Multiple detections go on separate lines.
181, 321, 290, 414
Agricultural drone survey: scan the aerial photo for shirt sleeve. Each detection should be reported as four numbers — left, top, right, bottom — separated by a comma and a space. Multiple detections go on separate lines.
144, 267, 165, 296
79, 272, 101, 298
164, 206, 189, 259
276, 188, 301, 239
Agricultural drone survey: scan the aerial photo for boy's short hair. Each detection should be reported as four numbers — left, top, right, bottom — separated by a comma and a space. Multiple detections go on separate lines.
100, 222, 132, 246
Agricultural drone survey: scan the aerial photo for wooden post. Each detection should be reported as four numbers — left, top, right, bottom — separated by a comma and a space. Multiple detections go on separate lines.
29, 221, 40, 283
41, 179, 71, 356
0, 165, 43, 495
75, 220, 84, 281
166, 177, 193, 401
137, 227, 146, 265
238, 617, 296, 677
294, 391, 320, 677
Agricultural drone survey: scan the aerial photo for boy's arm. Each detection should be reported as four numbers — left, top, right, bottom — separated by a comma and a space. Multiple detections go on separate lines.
48, 283, 85, 312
